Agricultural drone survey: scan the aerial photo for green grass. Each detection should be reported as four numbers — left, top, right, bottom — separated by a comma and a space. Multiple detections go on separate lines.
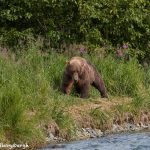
90, 56, 145, 97
0, 44, 149, 146
89, 108, 111, 130
0, 47, 71, 144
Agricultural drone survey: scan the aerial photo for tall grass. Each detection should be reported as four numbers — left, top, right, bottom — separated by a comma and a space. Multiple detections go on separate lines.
0, 44, 149, 145
0, 47, 75, 144
90, 56, 145, 97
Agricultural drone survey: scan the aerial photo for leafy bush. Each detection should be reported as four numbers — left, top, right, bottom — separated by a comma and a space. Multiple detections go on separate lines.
0, 0, 149, 60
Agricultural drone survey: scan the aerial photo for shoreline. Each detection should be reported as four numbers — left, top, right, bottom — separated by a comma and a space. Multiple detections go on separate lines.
39, 123, 150, 149
37, 97, 150, 149
45, 123, 150, 143
40, 102, 150, 149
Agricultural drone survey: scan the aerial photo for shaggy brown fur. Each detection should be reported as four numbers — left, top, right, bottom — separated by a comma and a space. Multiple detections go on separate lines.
61, 57, 108, 98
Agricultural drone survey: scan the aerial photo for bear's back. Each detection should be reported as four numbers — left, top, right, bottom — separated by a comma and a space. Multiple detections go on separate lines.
69, 56, 86, 66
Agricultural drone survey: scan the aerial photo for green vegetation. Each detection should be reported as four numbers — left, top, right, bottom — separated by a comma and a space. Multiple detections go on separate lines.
0, 0, 150, 148
0, 45, 82, 144
91, 56, 145, 96
0, 43, 149, 147
89, 108, 111, 130
0, 0, 150, 62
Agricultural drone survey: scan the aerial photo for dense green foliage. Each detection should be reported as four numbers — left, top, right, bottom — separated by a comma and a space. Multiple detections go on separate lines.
0, 0, 149, 60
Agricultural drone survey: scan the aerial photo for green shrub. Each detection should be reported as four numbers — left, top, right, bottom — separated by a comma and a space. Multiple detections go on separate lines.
0, 0, 149, 60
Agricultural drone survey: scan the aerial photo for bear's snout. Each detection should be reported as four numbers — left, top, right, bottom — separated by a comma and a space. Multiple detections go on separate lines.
73, 72, 79, 82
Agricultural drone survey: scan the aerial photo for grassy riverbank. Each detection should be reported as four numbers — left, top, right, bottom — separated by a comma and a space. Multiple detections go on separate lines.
0, 44, 150, 149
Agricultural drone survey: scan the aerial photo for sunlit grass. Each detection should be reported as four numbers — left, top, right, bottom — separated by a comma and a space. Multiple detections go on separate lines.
90, 56, 145, 97
0, 43, 149, 146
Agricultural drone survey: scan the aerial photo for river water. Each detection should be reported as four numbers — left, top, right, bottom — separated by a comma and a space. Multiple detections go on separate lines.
41, 132, 150, 150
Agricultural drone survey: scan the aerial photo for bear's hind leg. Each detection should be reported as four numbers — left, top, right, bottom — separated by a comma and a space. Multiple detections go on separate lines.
92, 75, 108, 98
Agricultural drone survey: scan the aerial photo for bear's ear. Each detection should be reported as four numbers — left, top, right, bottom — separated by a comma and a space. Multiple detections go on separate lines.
65, 60, 70, 65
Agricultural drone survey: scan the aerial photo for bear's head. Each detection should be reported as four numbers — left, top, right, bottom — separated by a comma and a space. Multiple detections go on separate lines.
66, 57, 85, 82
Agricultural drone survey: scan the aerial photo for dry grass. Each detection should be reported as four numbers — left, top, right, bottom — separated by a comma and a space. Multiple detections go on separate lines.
67, 97, 132, 128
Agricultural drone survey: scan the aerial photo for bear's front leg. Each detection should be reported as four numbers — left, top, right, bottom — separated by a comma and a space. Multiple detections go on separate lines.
62, 80, 74, 95
65, 80, 74, 95
61, 72, 74, 95
79, 83, 90, 98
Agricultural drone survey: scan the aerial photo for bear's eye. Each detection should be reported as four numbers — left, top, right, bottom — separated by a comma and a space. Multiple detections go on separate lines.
70, 70, 75, 74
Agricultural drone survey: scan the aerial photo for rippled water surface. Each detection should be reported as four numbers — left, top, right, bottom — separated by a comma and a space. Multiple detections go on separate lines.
42, 132, 150, 150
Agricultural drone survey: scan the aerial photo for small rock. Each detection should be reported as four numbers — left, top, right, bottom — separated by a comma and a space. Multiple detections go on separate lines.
112, 124, 118, 132
82, 128, 86, 132
95, 129, 103, 137
125, 123, 136, 131
48, 133, 55, 139
85, 128, 96, 138
141, 123, 148, 129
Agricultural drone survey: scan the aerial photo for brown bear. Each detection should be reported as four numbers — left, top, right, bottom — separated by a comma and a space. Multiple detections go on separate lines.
61, 56, 108, 98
